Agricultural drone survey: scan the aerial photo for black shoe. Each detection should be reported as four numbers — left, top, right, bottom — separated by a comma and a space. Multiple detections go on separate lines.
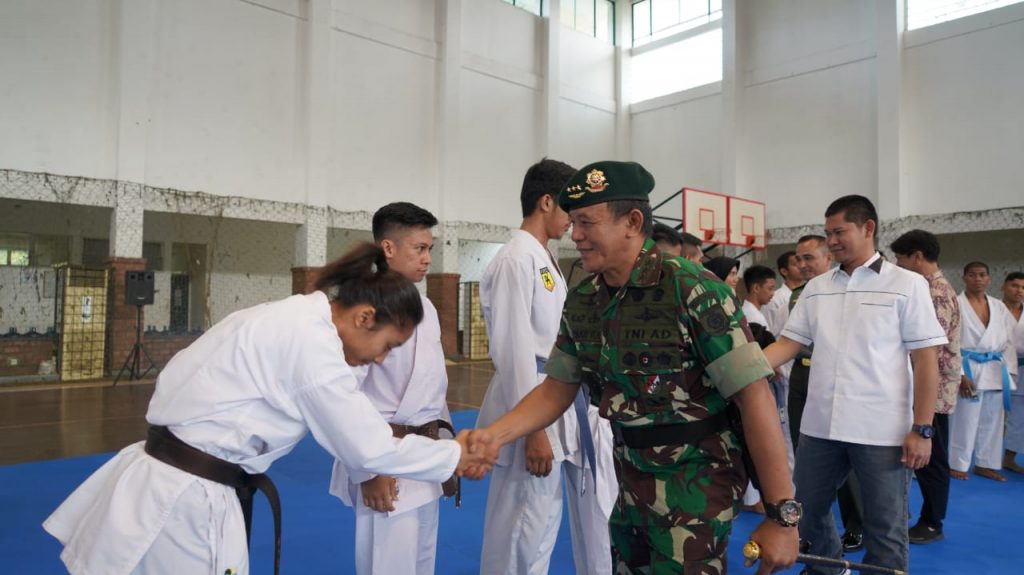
908, 522, 945, 544
841, 530, 863, 551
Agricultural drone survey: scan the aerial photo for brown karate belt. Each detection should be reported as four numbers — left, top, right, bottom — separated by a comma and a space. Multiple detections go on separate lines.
144, 425, 282, 575
389, 420, 461, 507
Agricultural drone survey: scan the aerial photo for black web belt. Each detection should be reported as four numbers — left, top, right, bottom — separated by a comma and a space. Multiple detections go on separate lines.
144, 425, 282, 575
614, 411, 729, 449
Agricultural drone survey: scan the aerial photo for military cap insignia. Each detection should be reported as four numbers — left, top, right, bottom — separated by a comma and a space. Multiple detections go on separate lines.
565, 184, 586, 200
699, 304, 731, 336
585, 169, 609, 192
540, 267, 555, 292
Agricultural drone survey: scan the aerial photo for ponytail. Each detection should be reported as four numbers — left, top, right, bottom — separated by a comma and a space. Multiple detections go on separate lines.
316, 243, 424, 329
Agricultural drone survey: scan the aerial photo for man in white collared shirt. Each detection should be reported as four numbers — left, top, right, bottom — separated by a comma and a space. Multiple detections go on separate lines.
765, 195, 946, 575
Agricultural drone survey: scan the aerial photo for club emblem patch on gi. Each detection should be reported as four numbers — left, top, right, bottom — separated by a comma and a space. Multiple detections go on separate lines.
585, 169, 609, 192
540, 267, 555, 292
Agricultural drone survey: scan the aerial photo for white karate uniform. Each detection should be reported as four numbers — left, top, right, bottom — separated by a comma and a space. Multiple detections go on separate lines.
477, 230, 616, 575
1003, 305, 1024, 453
329, 294, 451, 575
949, 293, 1019, 471
42, 292, 460, 575
762, 283, 792, 337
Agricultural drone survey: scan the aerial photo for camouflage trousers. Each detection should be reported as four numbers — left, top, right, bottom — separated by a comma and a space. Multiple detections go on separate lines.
608, 430, 745, 574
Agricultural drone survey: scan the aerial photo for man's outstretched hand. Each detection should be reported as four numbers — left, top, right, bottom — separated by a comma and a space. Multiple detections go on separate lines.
455, 429, 500, 480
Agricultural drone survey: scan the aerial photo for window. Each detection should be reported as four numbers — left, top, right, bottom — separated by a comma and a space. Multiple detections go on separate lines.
632, 0, 721, 46
143, 241, 164, 272
0, 233, 69, 267
82, 238, 109, 268
501, 1, 616, 43
907, 0, 1023, 30
631, 26, 722, 102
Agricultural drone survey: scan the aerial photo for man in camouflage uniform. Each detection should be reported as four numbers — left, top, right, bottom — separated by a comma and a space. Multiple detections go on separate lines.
467, 161, 798, 574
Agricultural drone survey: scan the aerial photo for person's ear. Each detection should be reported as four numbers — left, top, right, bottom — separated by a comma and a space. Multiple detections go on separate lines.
864, 219, 876, 239
380, 239, 396, 258
353, 305, 377, 330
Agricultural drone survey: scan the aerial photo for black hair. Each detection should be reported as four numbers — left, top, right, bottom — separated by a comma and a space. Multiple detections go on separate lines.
889, 229, 940, 262
521, 158, 577, 218
796, 234, 827, 247
705, 256, 740, 282
607, 199, 654, 237
1006, 271, 1024, 283
743, 265, 777, 292
824, 195, 879, 238
652, 222, 683, 247
315, 242, 424, 329
680, 232, 702, 248
372, 202, 438, 242
776, 250, 797, 272
963, 261, 990, 275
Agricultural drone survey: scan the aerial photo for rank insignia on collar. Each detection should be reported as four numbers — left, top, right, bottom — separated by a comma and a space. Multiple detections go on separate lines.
540, 267, 555, 292
585, 169, 609, 192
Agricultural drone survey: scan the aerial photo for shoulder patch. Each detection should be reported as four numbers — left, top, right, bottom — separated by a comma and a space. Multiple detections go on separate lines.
699, 304, 731, 337
540, 267, 555, 292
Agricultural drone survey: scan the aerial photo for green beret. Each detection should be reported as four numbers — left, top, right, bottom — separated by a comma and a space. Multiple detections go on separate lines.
558, 161, 655, 212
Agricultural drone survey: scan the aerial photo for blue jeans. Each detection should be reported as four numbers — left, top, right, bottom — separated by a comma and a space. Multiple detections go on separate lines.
794, 435, 910, 575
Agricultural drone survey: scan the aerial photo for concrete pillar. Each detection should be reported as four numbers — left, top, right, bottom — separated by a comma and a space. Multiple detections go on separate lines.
426, 272, 461, 357
105, 256, 147, 375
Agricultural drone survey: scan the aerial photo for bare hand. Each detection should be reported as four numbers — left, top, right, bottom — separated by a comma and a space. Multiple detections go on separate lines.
525, 430, 553, 477
959, 375, 976, 399
361, 475, 398, 512
455, 429, 498, 480
901, 432, 932, 469
743, 521, 799, 574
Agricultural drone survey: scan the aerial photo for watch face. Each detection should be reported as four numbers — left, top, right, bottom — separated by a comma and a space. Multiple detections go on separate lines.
779, 501, 802, 525
915, 425, 935, 439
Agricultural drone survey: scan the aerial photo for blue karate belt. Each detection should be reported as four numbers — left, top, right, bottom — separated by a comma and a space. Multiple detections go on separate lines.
538, 358, 597, 495
961, 349, 1012, 412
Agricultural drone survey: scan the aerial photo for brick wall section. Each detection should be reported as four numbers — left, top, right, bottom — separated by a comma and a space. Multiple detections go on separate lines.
106, 257, 148, 375
426, 273, 460, 358
291, 266, 323, 295
0, 336, 56, 377
142, 332, 202, 370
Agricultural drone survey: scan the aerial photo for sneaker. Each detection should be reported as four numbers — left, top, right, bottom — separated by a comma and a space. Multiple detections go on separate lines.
840, 530, 863, 551
908, 522, 945, 544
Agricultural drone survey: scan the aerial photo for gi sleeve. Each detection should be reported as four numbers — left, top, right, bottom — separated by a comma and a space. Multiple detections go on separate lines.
683, 273, 773, 399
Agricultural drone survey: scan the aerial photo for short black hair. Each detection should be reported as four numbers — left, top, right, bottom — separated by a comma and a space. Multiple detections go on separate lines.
521, 158, 577, 218
964, 261, 989, 275
824, 195, 878, 238
652, 222, 683, 247
680, 232, 702, 248
889, 229, 940, 262
743, 265, 777, 292
607, 199, 654, 237
776, 250, 796, 272
372, 202, 438, 242
1005, 271, 1024, 283
797, 234, 827, 247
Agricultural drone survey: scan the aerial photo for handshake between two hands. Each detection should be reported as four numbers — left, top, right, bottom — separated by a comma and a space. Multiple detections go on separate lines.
454, 429, 500, 480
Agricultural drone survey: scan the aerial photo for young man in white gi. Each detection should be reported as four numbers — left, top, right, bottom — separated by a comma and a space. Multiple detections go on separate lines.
329, 202, 455, 575
1002, 272, 1024, 473
741, 265, 777, 333
477, 159, 617, 575
949, 262, 1018, 482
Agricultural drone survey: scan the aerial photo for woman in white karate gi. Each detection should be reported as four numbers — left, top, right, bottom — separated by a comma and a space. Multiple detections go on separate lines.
43, 243, 479, 575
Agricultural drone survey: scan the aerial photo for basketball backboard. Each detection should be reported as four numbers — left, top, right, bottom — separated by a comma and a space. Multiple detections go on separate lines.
682, 188, 728, 244
729, 196, 766, 249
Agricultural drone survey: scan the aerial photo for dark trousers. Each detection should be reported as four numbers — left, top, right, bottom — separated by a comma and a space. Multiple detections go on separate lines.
789, 361, 863, 534
913, 413, 950, 529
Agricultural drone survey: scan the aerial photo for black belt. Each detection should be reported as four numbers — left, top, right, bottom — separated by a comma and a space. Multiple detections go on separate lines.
144, 425, 282, 575
614, 412, 729, 449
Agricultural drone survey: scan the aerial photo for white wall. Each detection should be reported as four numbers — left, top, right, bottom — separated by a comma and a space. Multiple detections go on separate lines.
903, 8, 1024, 217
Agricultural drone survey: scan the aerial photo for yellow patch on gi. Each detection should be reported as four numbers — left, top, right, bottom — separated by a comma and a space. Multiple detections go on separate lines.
540, 267, 555, 292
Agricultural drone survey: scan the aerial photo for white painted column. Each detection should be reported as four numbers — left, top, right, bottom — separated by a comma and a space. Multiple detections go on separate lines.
614, 0, 632, 159
296, 0, 332, 267
109, 0, 157, 259
876, 0, 905, 221
543, 0, 562, 157
435, 0, 462, 274
720, 0, 744, 198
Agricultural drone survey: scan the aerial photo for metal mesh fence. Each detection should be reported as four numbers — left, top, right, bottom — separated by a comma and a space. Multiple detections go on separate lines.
458, 281, 489, 360
54, 265, 109, 381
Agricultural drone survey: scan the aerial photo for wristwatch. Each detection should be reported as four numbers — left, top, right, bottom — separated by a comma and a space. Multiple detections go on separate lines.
764, 499, 802, 528
912, 424, 935, 439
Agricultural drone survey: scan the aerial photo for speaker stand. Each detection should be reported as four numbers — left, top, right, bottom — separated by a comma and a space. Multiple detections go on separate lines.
113, 304, 158, 386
